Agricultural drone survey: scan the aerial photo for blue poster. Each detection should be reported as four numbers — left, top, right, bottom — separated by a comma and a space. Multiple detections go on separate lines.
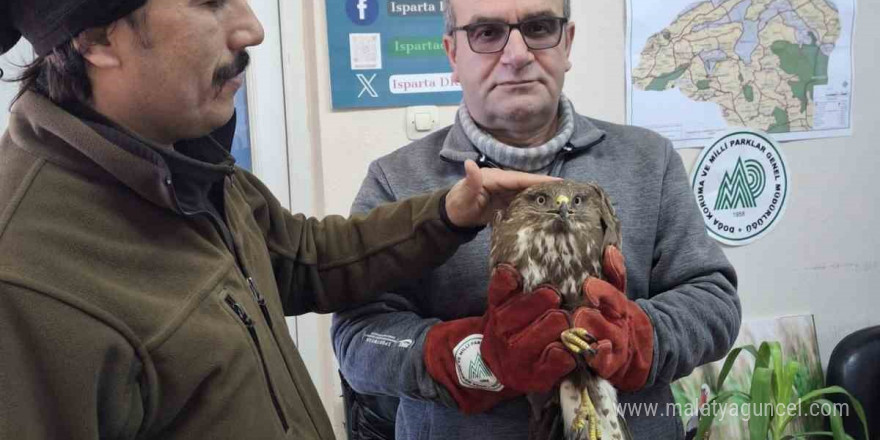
232, 84, 252, 171
326, 0, 463, 109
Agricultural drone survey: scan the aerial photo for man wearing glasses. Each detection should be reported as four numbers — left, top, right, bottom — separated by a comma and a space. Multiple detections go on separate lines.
333, 1, 741, 439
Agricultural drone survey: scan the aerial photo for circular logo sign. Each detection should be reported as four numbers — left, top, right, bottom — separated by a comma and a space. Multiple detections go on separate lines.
691, 129, 790, 246
452, 335, 503, 392
346, 0, 380, 26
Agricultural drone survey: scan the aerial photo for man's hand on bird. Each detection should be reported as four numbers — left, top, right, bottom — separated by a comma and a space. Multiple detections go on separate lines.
565, 246, 655, 392
445, 160, 561, 228
423, 264, 577, 414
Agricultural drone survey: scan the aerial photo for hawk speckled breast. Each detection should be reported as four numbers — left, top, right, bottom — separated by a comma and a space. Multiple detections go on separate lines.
490, 180, 632, 440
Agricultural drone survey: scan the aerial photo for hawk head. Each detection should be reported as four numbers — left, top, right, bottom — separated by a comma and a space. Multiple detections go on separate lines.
489, 180, 621, 303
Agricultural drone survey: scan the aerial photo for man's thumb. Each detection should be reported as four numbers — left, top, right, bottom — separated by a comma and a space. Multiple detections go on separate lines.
463, 159, 483, 197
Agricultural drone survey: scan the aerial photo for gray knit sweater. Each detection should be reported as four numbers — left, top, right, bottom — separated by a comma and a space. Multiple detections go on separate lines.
332, 105, 740, 440
458, 96, 575, 172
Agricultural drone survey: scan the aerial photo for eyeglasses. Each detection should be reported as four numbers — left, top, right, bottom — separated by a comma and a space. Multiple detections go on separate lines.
451, 17, 569, 54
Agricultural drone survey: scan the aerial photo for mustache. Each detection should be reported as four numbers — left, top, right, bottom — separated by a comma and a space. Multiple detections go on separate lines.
213, 51, 250, 88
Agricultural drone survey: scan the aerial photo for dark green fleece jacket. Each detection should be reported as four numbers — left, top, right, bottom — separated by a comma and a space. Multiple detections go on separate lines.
0, 92, 474, 439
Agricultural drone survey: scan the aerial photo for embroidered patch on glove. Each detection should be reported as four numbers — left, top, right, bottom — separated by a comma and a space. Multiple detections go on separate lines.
453, 334, 503, 392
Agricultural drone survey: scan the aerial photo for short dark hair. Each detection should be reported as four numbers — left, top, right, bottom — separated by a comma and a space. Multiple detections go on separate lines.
1, 10, 150, 106
7, 40, 93, 106
443, 0, 571, 35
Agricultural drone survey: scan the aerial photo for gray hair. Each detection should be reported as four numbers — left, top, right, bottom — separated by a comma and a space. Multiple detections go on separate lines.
443, 0, 571, 35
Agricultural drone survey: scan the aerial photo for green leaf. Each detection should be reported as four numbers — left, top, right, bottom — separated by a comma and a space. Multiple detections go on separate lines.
767, 342, 784, 399
795, 386, 870, 439
781, 361, 801, 403
749, 367, 773, 440
717, 345, 758, 390
779, 431, 851, 439
815, 398, 846, 439
779, 386, 870, 439
774, 361, 802, 433
694, 391, 750, 439
702, 343, 870, 440
756, 342, 773, 370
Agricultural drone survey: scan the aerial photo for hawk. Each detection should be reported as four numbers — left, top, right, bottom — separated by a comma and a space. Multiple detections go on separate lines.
490, 180, 631, 440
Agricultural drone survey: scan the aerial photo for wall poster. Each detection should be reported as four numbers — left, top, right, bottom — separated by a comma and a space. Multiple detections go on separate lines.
325, 0, 463, 109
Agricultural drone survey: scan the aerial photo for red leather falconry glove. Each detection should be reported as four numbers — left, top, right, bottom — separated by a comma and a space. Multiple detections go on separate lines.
424, 264, 576, 414
572, 246, 655, 392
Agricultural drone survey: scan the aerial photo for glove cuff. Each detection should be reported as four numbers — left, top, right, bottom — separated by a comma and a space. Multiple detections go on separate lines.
424, 318, 515, 414
611, 303, 655, 391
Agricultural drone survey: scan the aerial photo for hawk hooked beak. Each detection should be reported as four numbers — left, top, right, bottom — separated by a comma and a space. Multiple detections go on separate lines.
555, 195, 570, 220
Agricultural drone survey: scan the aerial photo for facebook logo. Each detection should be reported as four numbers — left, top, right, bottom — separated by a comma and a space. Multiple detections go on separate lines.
346, 0, 379, 25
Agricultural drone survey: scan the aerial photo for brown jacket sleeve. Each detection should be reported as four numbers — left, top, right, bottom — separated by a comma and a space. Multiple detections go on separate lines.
234, 170, 477, 316
0, 282, 148, 440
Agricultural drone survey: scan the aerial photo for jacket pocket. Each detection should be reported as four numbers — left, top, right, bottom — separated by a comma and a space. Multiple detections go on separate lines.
224, 294, 290, 433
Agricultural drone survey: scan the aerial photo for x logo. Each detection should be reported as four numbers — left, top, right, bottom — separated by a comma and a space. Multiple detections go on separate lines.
356, 74, 379, 98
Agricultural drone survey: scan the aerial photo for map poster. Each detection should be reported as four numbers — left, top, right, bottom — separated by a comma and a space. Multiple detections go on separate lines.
626, 0, 856, 148
326, 0, 463, 109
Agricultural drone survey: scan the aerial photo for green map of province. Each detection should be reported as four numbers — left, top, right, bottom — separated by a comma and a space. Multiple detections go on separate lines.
633, 0, 841, 134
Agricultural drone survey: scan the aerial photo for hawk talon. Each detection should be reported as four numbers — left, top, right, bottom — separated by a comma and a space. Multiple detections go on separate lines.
561, 328, 598, 357
564, 344, 598, 358
570, 387, 602, 440
570, 327, 598, 344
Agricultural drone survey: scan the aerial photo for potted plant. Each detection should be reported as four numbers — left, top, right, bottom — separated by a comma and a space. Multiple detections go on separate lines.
694, 341, 870, 439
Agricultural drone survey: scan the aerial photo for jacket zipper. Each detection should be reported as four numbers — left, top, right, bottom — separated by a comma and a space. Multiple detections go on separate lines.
475, 154, 500, 169
224, 295, 290, 432
173, 191, 278, 339
167, 174, 296, 432
246, 276, 274, 330
224, 175, 324, 436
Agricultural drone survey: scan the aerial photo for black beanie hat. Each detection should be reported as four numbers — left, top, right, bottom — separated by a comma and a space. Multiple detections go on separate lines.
0, 0, 148, 56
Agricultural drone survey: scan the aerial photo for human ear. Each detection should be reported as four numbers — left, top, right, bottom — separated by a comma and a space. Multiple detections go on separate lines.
563, 22, 575, 72
76, 27, 121, 69
443, 34, 459, 83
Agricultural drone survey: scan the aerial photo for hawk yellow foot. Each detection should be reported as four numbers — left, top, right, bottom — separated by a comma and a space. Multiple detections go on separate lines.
561, 328, 598, 356
570, 387, 602, 440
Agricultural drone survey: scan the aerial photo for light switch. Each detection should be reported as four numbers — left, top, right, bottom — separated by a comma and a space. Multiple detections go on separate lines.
414, 112, 434, 131
406, 106, 439, 140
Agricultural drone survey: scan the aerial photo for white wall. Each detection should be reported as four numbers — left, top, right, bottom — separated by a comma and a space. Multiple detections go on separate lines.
0, 40, 32, 131
297, 0, 880, 432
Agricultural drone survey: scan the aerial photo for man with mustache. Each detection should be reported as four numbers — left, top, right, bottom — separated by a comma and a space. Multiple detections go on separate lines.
0, 0, 557, 438
332, 0, 741, 438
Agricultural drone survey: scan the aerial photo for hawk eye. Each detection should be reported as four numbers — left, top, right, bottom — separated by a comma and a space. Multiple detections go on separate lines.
573, 196, 583, 206
536, 195, 546, 205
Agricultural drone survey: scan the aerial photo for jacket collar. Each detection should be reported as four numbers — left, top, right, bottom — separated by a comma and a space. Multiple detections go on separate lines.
7, 91, 234, 213
439, 99, 606, 166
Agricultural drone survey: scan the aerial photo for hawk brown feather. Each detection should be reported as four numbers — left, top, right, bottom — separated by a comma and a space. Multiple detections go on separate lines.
490, 180, 631, 440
